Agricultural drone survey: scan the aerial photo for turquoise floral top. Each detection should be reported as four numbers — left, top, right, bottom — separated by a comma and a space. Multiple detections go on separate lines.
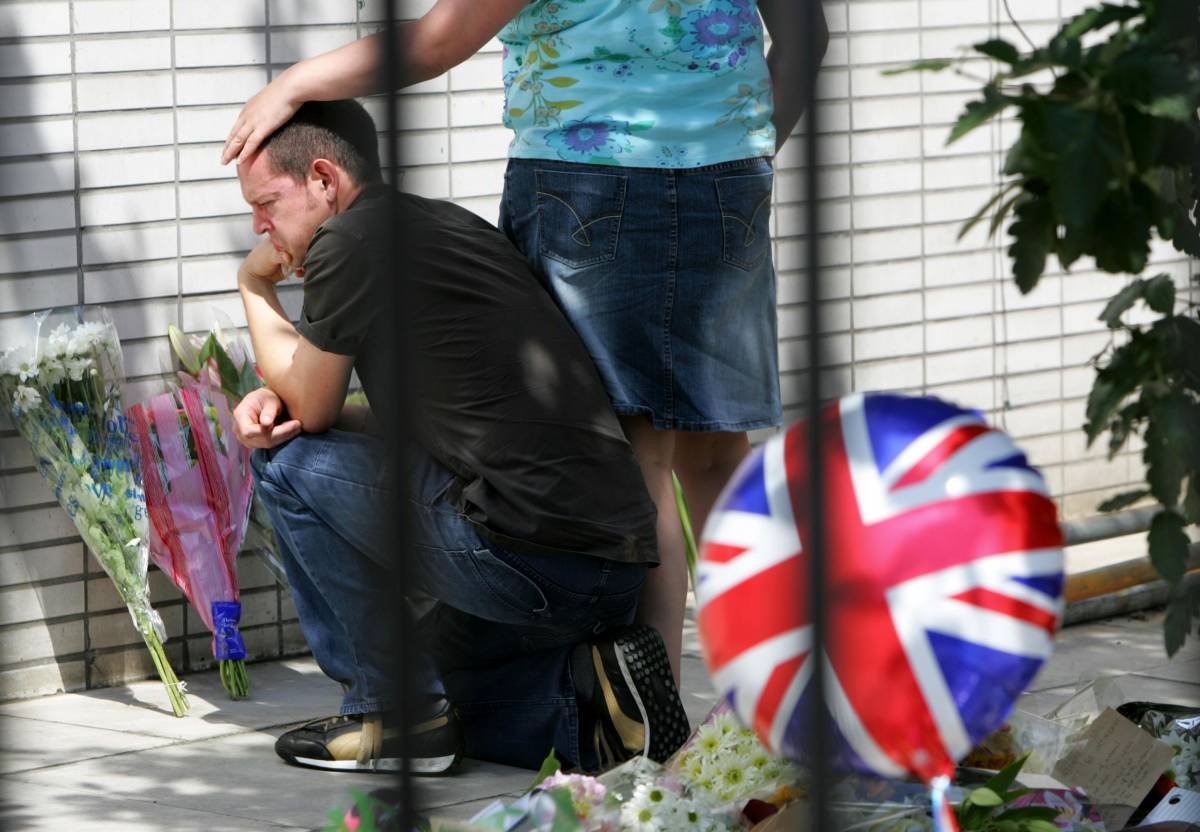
499, 0, 775, 168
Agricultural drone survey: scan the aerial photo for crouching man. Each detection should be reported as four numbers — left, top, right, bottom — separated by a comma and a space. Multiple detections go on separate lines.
230, 99, 689, 774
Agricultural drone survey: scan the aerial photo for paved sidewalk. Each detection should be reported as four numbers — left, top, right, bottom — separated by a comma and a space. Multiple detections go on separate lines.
0, 609, 1197, 831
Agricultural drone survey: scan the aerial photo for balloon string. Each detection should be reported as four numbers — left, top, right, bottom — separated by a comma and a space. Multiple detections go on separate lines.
930, 775, 959, 832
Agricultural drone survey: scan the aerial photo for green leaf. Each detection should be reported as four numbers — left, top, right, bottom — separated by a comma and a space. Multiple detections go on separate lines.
984, 754, 1030, 797
1038, 104, 1124, 228
1027, 821, 1067, 832
1007, 194, 1055, 293
967, 787, 1004, 807
1090, 191, 1154, 275
989, 190, 1024, 240
545, 76, 578, 88
1148, 510, 1189, 585
958, 180, 1022, 241
544, 99, 582, 110
974, 38, 1021, 64
508, 107, 527, 118
673, 472, 698, 587
528, 747, 561, 790
628, 120, 654, 132
1142, 94, 1196, 121
948, 86, 1012, 144
883, 59, 952, 75
1143, 273, 1176, 315
1099, 279, 1146, 327
1163, 588, 1198, 657
168, 324, 201, 376
1157, 316, 1200, 391
1058, 3, 1140, 41
1145, 396, 1197, 505
1098, 489, 1150, 513
546, 789, 582, 832
538, 41, 560, 59
237, 359, 262, 398
1084, 340, 1151, 444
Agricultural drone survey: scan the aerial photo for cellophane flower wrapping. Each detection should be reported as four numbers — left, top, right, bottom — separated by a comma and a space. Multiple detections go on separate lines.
127, 383, 254, 697
167, 321, 288, 586
0, 308, 187, 716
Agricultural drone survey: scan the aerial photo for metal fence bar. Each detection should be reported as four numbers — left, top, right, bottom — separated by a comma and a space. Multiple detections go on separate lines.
801, 0, 831, 828
384, 2, 416, 825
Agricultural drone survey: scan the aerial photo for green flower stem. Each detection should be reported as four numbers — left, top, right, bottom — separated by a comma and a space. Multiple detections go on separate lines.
142, 628, 188, 717
219, 659, 249, 700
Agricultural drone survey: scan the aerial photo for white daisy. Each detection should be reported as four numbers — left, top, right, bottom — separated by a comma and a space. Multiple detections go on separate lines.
65, 356, 92, 381
46, 324, 71, 357
12, 385, 42, 412
3, 346, 40, 382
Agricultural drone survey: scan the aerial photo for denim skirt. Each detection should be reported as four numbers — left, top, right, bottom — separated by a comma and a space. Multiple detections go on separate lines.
499, 156, 782, 432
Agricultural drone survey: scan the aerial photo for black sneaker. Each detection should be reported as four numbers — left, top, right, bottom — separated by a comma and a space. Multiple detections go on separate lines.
274, 699, 462, 774
572, 625, 690, 771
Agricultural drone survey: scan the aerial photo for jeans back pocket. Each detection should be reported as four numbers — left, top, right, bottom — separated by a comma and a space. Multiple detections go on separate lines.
535, 168, 627, 269
715, 170, 773, 271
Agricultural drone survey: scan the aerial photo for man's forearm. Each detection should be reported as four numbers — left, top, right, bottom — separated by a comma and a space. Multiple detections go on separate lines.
238, 269, 301, 398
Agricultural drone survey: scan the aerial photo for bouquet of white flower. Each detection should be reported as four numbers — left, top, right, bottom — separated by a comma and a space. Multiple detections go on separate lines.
0, 309, 188, 717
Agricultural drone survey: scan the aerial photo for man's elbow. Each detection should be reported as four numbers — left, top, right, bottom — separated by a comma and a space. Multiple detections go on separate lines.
284, 395, 341, 435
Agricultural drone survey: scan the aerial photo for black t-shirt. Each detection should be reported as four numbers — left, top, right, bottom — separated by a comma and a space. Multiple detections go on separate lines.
296, 183, 658, 565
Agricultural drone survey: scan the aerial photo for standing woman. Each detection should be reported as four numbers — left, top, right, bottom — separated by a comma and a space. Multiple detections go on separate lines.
222, 0, 827, 682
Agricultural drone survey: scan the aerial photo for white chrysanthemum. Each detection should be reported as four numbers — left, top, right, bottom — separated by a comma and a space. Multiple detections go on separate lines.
2, 346, 40, 382
712, 711, 739, 737
65, 356, 92, 382
621, 782, 678, 832
693, 723, 723, 758
714, 757, 750, 795
46, 324, 71, 357
40, 356, 65, 385
12, 385, 42, 412
67, 321, 108, 355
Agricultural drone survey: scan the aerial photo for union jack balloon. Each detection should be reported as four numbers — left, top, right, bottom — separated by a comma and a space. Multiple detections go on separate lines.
696, 393, 1064, 783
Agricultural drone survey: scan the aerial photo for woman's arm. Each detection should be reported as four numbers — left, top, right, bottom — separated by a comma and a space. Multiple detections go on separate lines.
759, 0, 830, 152
221, 0, 529, 165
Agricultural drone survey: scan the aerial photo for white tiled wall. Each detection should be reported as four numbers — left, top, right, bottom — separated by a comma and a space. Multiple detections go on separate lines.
0, 0, 1195, 699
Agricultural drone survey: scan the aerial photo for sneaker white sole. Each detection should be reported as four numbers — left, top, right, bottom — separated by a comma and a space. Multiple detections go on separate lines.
290, 753, 458, 774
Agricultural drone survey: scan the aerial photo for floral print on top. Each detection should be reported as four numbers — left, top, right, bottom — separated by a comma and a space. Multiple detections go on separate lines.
499, 0, 775, 168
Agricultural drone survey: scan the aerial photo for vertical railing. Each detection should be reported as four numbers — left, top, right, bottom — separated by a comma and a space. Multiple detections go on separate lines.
801, 0, 832, 829
383, 2, 416, 827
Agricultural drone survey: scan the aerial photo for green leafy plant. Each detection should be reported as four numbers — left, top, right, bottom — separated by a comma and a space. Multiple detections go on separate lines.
904, 0, 1200, 654
672, 471, 699, 586
956, 755, 1061, 832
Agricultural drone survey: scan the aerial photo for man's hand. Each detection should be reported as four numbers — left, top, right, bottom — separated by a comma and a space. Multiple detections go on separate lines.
222, 74, 302, 166
233, 387, 302, 449
240, 239, 300, 285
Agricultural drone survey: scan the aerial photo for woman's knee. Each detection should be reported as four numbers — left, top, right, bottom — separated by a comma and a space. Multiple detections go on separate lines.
674, 431, 750, 475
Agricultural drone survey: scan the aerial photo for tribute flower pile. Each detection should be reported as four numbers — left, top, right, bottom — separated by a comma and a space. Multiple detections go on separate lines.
0, 310, 188, 716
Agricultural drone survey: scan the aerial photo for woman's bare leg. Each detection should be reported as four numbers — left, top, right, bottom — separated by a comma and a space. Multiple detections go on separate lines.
620, 415, 687, 684
673, 431, 752, 544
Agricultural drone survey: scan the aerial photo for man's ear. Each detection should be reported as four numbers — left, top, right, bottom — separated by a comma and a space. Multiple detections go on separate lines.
310, 158, 339, 205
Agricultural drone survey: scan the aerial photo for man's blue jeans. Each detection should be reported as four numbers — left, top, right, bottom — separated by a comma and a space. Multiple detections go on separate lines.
250, 430, 647, 769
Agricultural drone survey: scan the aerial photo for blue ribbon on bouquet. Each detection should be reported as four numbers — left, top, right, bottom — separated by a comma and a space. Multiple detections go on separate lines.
212, 600, 247, 660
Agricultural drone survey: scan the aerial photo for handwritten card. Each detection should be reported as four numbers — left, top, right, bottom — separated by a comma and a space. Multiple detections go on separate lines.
1052, 707, 1177, 829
